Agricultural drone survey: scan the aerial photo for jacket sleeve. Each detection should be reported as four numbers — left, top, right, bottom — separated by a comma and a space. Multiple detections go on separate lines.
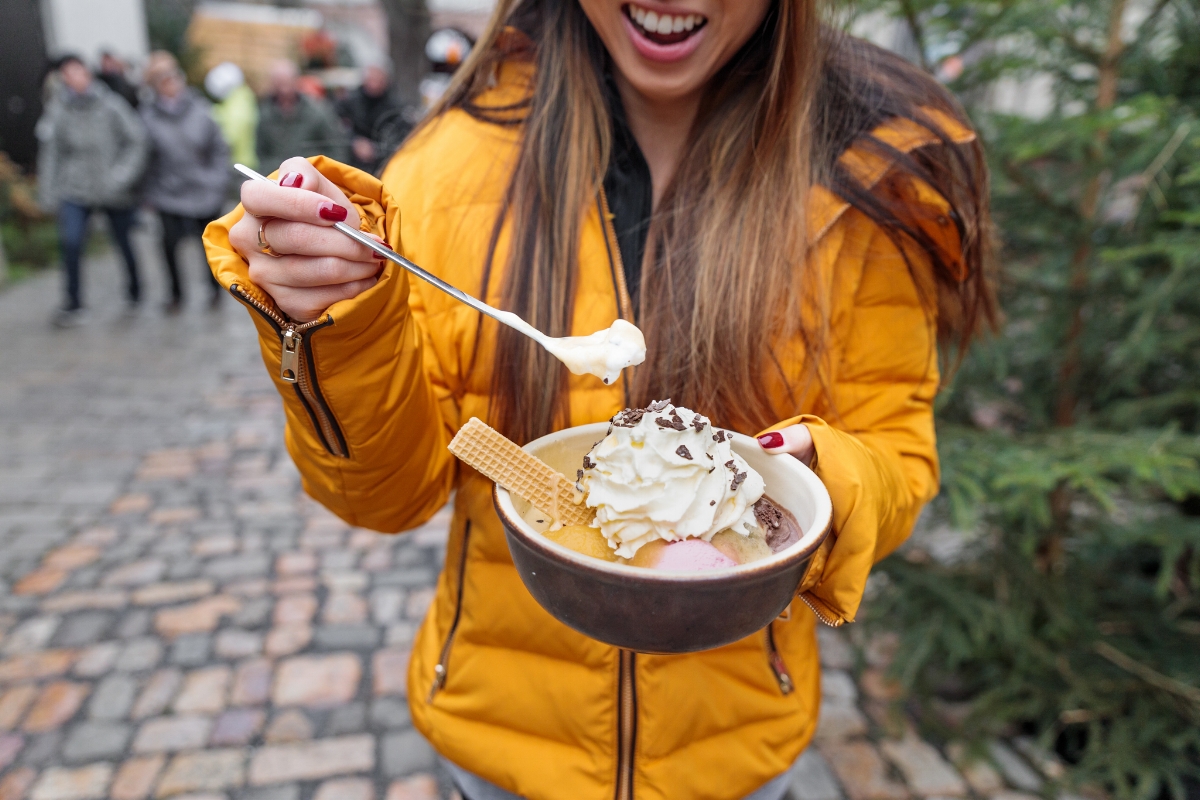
107, 95, 149, 198
766, 203, 945, 626
202, 156, 456, 533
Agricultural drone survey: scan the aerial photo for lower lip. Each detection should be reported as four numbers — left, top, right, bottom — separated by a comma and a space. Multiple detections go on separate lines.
620, 12, 707, 63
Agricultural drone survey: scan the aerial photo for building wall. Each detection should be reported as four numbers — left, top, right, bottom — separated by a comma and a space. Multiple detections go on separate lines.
39, 0, 148, 62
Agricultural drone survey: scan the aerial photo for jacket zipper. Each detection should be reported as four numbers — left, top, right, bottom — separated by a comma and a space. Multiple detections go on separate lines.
615, 649, 637, 800
229, 284, 348, 458
598, 189, 635, 324
428, 521, 472, 701
798, 593, 845, 627
765, 622, 795, 695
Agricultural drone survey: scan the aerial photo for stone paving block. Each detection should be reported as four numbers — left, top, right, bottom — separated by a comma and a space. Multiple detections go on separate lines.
116, 611, 153, 639
13, 570, 69, 597
133, 582, 215, 608
273, 654, 361, 709
880, 734, 967, 797
790, 748, 844, 800
814, 700, 869, 743
3, 617, 61, 655
193, 537, 238, 558
986, 742, 1042, 793
117, 638, 164, 672
111, 755, 167, 800
325, 702, 367, 736
230, 659, 272, 707
224, 580, 269, 600
314, 625, 379, 651
0, 685, 39, 730
322, 593, 367, 625
313, 777, 374, 800
360, 549, 391, 573
383, 775, 438, 800
73, 642, 120, 677
248, 735, 376, 784
369, 698, 411, 731
214, 631, 262, 660
239, 785, 299, 800
174, 667, 230, 714
403, 590, 435, 621
321, 572, 368, 593
156, 597, 241, 639
110, 495, 152, 516
860, 669, 902, 702
148, 508, 202, 527
170, 634, 212, 667
41, 591, 127, 614
944, 743, 1003, 795
821, 670, 858, 703
819, 741, 909, 800
61, 720, 132, 763
374, 571, 435, 590
817, 628, 855, 671
23, 682, 90, 733
0, 733, 24, 770
133, 715, 214, 753
272, 596, 316, 627
209, 708, 264, 747
29, 763, 113, 800
381, 730, 436, 778
385, 624, 416, 648
103, 560, 167, 588
0, 766, 37, 800
132, 669, 184, 719
229, 599, 272, 629
88, 674, 138, 720
203, 555, 270, 583
270, 578, 316, 596
155, 749, 245, 798
276, 554, 315, 576
17, 731, 61, 766
372, 649, 410, 698
263, 710, 313, 744
369, 590, 404, 626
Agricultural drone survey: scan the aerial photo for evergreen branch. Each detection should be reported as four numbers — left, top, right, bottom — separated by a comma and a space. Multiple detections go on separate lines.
1093, 641, 1200, 712
897, 0, 933, 72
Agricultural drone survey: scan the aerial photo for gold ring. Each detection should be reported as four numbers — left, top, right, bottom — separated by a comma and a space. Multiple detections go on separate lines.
257, 220, 282, 258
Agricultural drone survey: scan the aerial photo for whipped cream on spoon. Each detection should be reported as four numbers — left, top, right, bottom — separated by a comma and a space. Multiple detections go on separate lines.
236, 164, 647, 384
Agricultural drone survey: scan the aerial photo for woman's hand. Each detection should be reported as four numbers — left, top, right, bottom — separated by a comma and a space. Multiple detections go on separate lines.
757, 424, 815, 467
229, 157, 384, 322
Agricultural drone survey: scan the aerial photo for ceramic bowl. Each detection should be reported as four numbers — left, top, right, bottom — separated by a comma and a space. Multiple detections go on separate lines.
493, 422, 832, 653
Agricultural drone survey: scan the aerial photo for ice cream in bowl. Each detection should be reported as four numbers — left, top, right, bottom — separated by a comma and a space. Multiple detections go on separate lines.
449, 401, 832, 653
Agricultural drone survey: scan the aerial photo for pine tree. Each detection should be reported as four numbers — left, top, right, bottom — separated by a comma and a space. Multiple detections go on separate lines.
850, 1, 1200, 797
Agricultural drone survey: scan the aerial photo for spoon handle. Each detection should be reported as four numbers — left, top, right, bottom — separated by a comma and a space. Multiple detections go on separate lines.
234, 164, 548, 347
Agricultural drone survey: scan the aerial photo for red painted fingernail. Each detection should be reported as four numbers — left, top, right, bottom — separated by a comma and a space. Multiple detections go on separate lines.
279, 172, 303, 188
318, 202, 347, 222
758, 432, 785, 449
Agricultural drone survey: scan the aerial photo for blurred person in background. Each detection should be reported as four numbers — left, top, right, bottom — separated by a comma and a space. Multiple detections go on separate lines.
206, 62, 258, 172
97, 50, 139, 109
37, 54, 148, 328
256, 59, 348, 173
140, 51, 229, 313
337, 58, 410, 174
419, 28, 473, 110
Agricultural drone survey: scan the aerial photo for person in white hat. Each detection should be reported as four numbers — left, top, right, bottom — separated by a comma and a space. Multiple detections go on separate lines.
205, 62, 258, 171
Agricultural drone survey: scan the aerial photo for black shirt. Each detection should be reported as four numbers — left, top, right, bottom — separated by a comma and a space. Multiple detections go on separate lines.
601, 78, 653, 308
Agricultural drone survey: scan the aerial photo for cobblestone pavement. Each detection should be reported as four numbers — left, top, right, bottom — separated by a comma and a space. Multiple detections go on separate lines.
0, 232, 1065, 800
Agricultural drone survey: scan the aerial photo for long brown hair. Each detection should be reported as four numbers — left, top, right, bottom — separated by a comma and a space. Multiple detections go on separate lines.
425, 0, 995, 443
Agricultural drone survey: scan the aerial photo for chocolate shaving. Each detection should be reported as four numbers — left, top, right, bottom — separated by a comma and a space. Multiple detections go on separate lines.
724, 460, 737, 471
649, 399, 671, 412
707, 453, 713, 460
691, 415, 705, 432
675, 445, 693, 460
582, 455, 595, 470
753, 498, 782, 530
713, 430, 726, 443
731, 471, 747, 491
611, 407, 646, 428
656, 415, 686, 431
576, 469, 584, 482
709, 500, 716, 506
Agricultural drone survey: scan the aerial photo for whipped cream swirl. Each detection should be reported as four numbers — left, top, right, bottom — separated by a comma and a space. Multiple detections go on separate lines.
542, 319, 646, 385
580, 401, 765, 558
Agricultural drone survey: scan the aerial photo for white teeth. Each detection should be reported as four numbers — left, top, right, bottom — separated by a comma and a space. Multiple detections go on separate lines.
656, 14, 673, 34
635, 7, 645, 23
684, 14, 695, 30
644, 10, 659, 30
672, 15, 684, 32
627, 5, 704, 37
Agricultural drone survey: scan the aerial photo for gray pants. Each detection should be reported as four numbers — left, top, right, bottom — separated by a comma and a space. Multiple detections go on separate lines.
444, 759, 793, 800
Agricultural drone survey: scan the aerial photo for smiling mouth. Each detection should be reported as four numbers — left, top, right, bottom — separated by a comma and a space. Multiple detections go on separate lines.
623, 3, 708, 45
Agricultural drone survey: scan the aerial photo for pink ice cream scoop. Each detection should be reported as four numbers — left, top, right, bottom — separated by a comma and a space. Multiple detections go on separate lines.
652, 539, 737, 572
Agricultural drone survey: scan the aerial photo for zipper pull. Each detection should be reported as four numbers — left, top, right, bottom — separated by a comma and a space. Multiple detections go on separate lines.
428, 663, 447, 701
280, 327, 300, 383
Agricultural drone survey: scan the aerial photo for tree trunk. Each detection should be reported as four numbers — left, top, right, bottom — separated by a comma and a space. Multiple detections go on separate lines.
380, 0, 430, 106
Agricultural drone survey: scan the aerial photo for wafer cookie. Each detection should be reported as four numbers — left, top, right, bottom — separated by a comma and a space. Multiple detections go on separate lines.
448, 418, 594, 526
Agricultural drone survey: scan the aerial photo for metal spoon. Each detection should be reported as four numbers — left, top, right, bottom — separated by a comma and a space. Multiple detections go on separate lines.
235, 163, 645, 384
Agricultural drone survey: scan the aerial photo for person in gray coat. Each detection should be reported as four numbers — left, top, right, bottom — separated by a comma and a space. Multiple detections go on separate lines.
37, 54, 149, 326
141, 51, 230, 311
256, 60, 349, 173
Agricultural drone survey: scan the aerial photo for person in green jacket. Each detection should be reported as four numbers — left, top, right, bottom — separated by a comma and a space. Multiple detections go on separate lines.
255, 60, 348, 174
205, 62, 258, 171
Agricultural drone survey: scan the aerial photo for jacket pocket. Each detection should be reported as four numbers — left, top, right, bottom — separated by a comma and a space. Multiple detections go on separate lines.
765, 621, 794, 695
428, 521, 471, 701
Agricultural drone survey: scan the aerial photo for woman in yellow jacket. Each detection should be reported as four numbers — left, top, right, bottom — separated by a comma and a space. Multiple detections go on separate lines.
204, 1, 995, 797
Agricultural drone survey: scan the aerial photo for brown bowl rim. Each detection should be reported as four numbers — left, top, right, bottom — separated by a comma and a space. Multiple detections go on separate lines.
493, 424, 833, 586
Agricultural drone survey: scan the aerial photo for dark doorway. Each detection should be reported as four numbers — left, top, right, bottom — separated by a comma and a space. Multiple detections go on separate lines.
0, 0, 50, 170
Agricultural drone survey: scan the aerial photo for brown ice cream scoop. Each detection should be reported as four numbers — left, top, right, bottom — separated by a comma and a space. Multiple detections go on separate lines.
448, 418, 594, 527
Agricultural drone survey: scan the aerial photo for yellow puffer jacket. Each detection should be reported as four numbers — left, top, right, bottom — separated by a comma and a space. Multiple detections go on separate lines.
204, 63, 974, 800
